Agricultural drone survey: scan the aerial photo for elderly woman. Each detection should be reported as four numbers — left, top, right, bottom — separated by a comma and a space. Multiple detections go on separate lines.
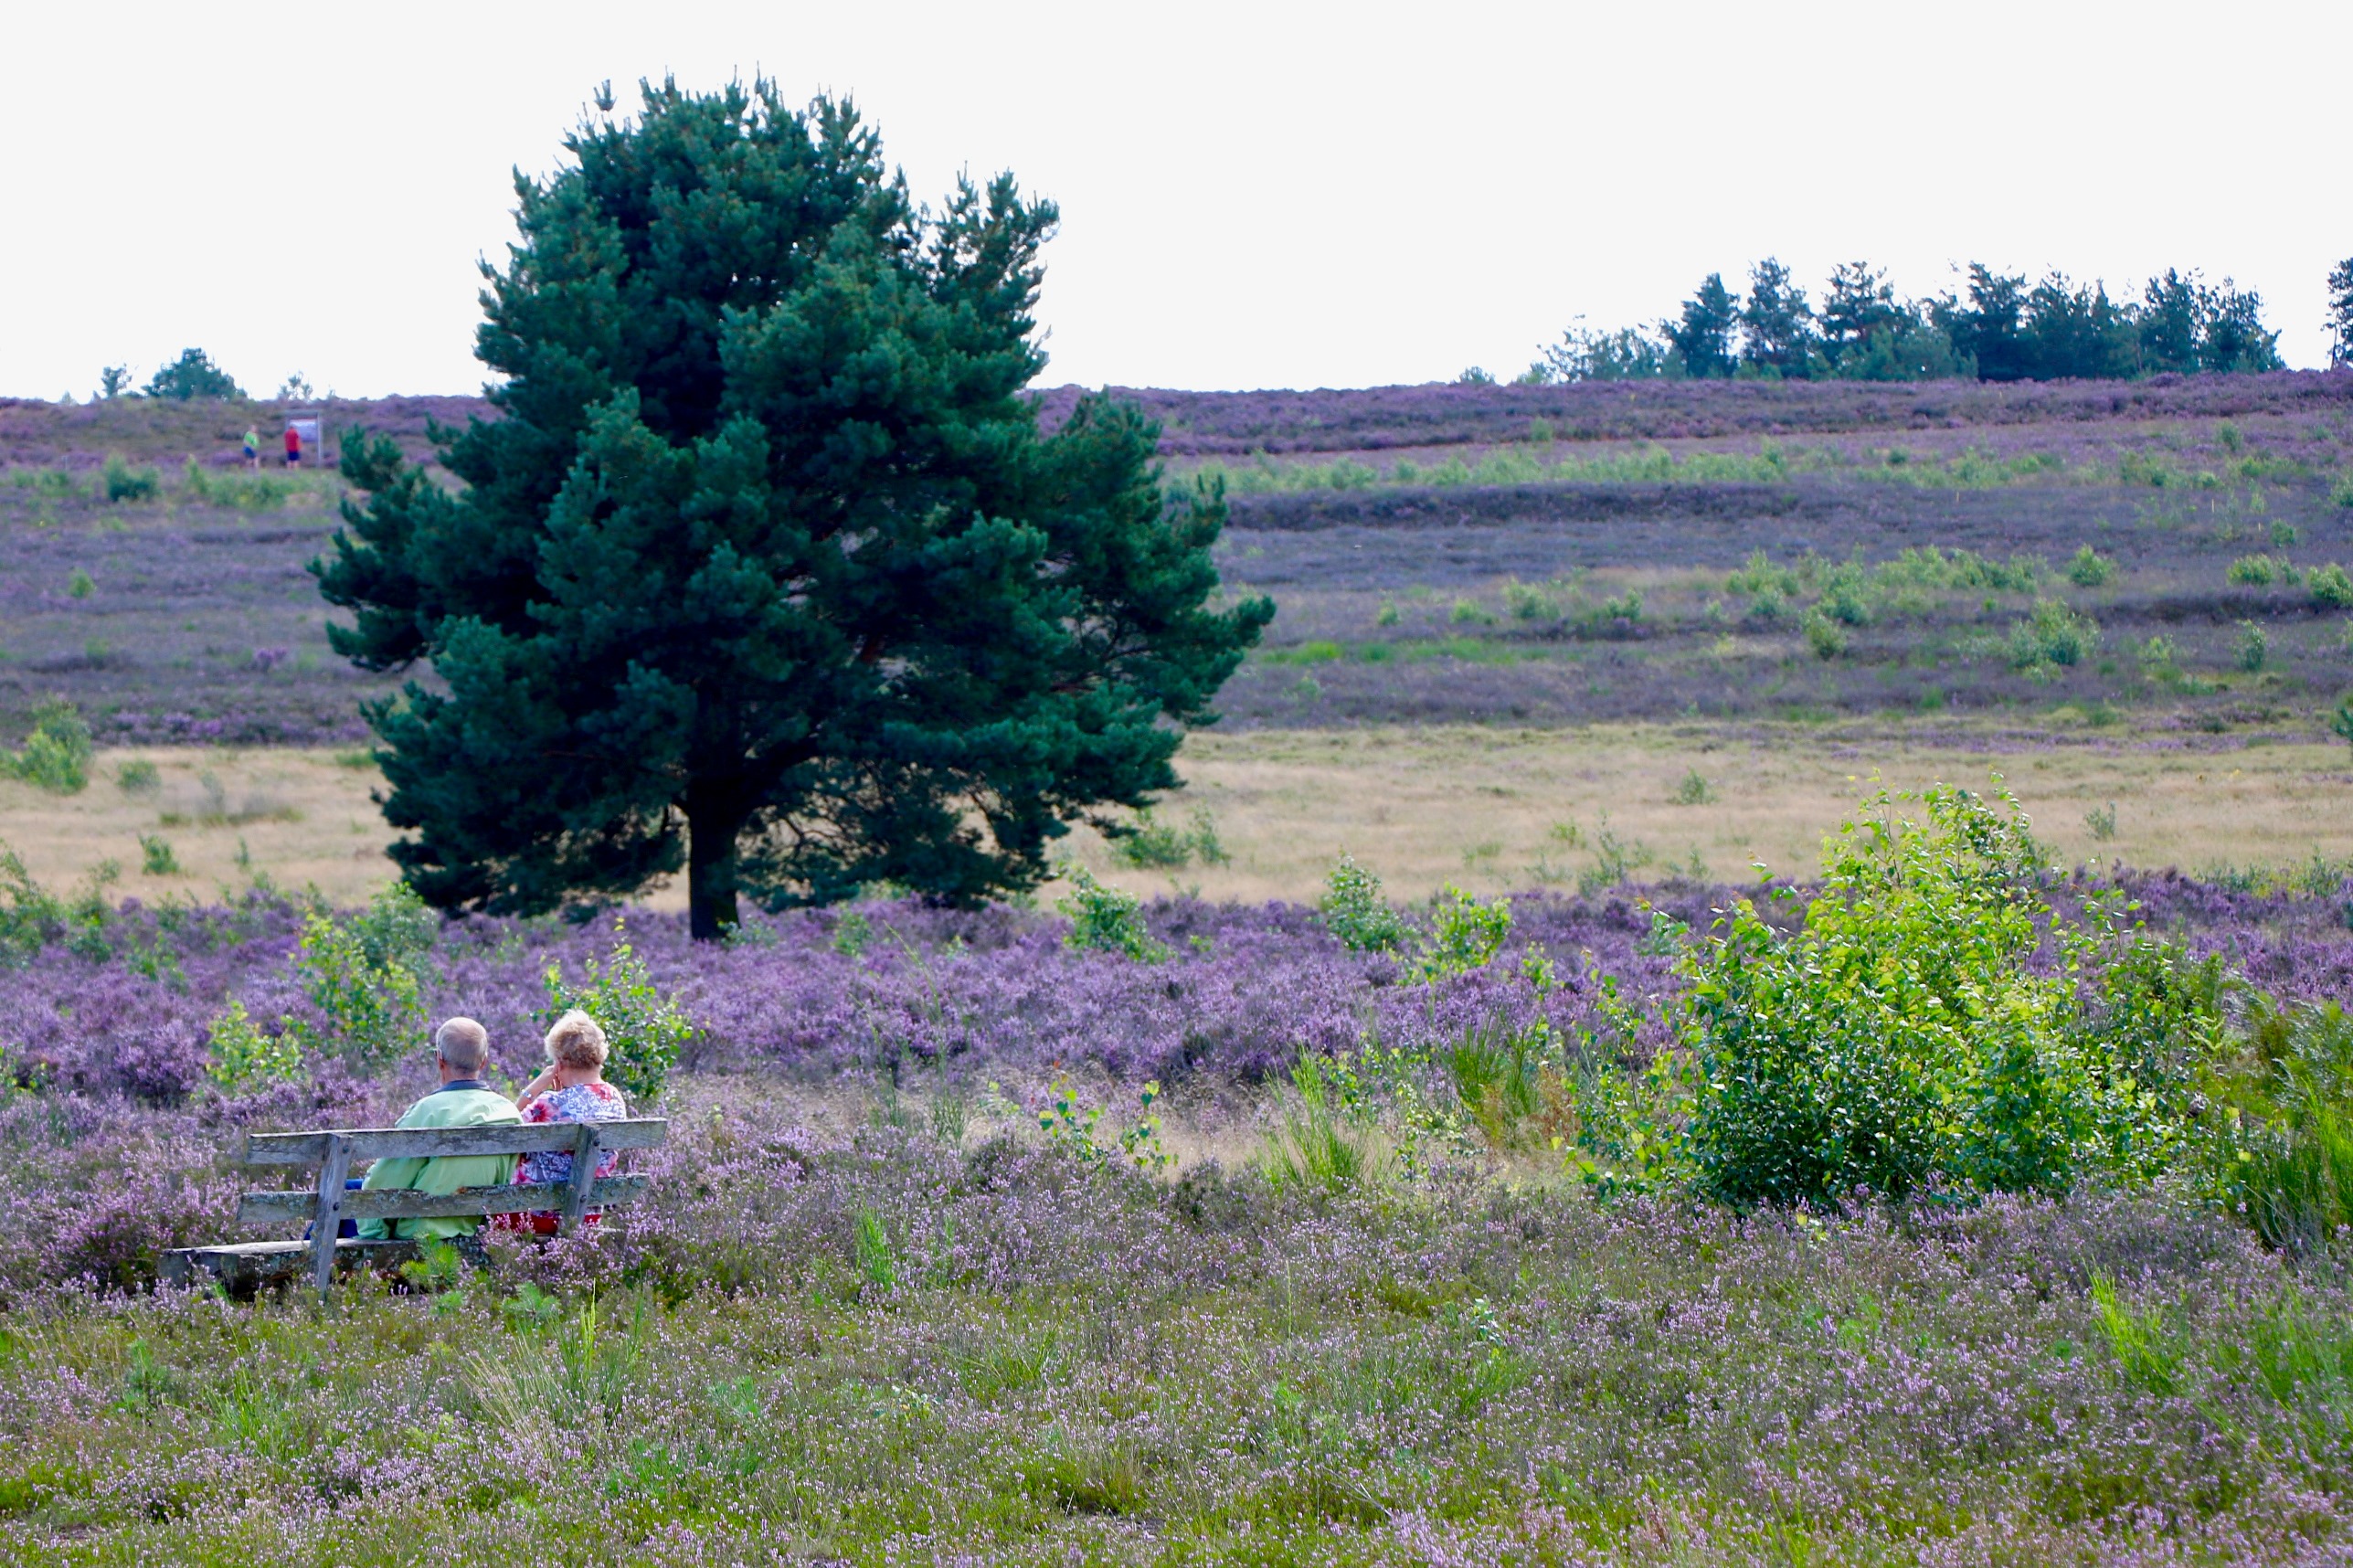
503, 1009, 630, 1234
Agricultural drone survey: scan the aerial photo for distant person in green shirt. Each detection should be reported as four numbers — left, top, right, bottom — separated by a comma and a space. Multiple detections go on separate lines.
355, 1018, 522, 1242
241, 428, 259, 469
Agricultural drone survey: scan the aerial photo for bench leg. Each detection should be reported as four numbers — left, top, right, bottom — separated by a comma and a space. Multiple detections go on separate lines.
558, 1123, 600, 1236
311, 1134, 350, 1301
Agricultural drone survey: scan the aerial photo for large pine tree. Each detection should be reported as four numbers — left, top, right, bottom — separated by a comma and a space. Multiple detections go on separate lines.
315, 79, 1270, 938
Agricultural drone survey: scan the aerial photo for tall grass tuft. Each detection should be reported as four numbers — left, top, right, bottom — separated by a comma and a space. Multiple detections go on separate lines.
1263, 1056, 1381, 1194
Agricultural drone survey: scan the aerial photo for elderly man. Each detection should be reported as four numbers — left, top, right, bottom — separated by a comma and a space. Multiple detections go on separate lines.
355, 1018, 523, 1241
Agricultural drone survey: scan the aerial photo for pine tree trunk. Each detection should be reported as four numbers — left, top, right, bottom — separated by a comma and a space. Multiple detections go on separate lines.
685, 789, 745, 942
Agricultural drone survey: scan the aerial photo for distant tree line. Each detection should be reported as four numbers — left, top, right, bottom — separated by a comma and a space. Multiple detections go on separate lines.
90, 352, 322, 403
1524, 256, 2353, 386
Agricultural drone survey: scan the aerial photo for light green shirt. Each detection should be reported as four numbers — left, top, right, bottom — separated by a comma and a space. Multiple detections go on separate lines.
356, 1084, 523, 1240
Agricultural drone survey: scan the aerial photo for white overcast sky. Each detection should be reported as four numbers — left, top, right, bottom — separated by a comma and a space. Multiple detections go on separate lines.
2, 1, 2344, 399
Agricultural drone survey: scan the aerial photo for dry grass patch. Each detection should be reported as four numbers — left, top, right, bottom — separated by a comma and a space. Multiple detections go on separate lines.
2, 725, 2345, 910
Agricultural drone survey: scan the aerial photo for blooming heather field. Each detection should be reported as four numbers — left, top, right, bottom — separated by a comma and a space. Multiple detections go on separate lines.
0, 851, 2346, 1561
4, 377, 2353, 1563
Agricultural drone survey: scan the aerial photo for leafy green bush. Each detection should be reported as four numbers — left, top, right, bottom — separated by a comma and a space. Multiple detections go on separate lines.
2234, 620, 2269, 673
2335, 694, 2353, 756
1670, 768, 1715, 806
115, 759, 159, 794
297, 885, 434, 1071
1319, 854, 1406, 953
1801, 607, 1849, 660
542, 917, 695, 1103
136, 835, 179, 876
0, 844, 111, 967
1549, 816, 1655, 896
101, 454, 158, 503
5, 699, 92, 794
1501, 578, 1561, 621
2066, 546, 2116, 588
1055, 866, 1168, 964
2006, 600, 2098, 670
1678, 783, 2214, 1209
1413, 886, 1511, 981
203, 999, 308, 1096
2308, 563, 2353, 609
2228, 554, 2295, 588
1725, 550, 1800, 599
1107, 807, 1229, 871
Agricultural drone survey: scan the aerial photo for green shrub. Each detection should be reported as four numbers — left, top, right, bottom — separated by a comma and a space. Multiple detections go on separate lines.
298, 887, 431, 1073
1550, 815, 1654, 896
2066, 546, 2116, 588
1374, 598, 1401, 627
2228, 554, 2294, 588
542, 916, 696, 1102
5, 699, 92, 794
66, 568, 94, 599
1319, 854, 1406, 953
2308, 563, 2353, 609
2335, 694, 2353, 755
1413, 885, 1511, 981
101, 454, 158, 503
1670, 768, 1715, 806
0, 845, 112, 967
1055, 866, 1168, 963
2270, 519, 2299, 548
115, 759, 159, 794
1448, 597, 1493, 626
1108, 809, 1188, 870
203, 999, 308, 1096
1678, 783, 2212, 1209
1801, 607, 1849, 660
1501, 578, 1560, 621
1105, 806, 1230, 872
1593, 589, 1643, 627
2007, 600, 2098, 670
136, 834, 179, 876
2237, 620, 2269, 673
1725, 550, 1800, 599
2330, 474, 2353, 509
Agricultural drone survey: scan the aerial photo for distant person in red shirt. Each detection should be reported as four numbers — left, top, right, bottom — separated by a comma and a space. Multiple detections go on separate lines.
283, 424, 302, 467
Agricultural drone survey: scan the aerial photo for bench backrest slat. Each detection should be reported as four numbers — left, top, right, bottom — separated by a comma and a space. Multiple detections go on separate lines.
238, 1175, 652, 1226
244, 1118, 667, 1166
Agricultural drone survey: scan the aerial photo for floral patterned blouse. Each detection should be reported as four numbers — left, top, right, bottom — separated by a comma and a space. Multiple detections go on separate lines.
515, 1080, 629, 1193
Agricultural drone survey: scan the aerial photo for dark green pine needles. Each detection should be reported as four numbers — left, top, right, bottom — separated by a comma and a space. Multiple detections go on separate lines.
314, 79, 1270, 938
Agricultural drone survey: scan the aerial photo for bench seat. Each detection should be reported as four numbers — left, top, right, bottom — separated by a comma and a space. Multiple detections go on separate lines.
159, 1117, 668, 1300
162, 1238, 427, 1298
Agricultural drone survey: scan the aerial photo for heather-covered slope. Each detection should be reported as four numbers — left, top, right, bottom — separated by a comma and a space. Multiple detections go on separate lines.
5, 372, 2353, 742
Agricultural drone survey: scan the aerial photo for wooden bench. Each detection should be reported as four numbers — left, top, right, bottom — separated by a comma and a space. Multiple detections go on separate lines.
162, 1118, 668, 1299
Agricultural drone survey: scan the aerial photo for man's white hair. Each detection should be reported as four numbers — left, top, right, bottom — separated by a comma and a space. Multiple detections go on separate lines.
434, 1016, 491, 1075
